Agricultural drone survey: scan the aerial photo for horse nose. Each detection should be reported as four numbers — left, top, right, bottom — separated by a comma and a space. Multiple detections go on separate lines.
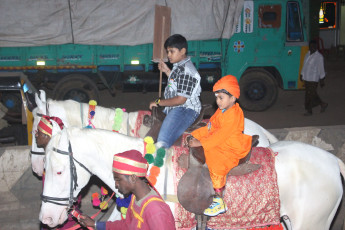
32, 166, 38, 174
32, 166, 43, 177
41, 216, 54, 227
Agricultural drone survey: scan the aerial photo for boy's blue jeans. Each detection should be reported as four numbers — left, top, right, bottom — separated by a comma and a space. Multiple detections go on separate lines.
157, 107, 199, 148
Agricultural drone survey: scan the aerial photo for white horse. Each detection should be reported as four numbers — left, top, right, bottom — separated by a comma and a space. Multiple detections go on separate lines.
39, 127, 345, 230
39, 128, 146, 227
30, 90, 278, 176
31, 90, 142, 176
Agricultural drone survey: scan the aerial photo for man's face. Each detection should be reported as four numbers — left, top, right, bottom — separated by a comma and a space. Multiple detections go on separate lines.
35, 129, 50, 148
113, 172, 133, 196
309, 43, 317, 54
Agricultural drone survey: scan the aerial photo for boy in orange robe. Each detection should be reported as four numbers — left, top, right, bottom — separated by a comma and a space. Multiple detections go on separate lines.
188, 75, 252, 217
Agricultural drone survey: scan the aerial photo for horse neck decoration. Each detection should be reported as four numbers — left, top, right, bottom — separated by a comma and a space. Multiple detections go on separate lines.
40, 127, 146, 227
39, 122, 345, 230
31, 90, 140, 176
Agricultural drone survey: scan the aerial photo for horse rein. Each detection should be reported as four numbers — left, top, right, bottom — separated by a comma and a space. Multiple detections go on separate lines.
41, 141, 93, 208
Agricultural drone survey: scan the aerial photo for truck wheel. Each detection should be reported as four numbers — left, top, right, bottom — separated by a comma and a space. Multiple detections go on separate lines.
53, 74, 100, 103
239, 69, 278, 111
1, 92, 22, 113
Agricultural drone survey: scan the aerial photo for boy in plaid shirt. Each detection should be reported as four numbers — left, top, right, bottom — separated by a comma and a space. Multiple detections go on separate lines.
149, 34, 202, 148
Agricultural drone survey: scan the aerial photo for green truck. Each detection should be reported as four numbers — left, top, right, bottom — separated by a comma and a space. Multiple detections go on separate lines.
0, 0, 308, 111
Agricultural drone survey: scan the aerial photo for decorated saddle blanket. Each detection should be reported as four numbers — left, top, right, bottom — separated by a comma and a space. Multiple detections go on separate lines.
172, 145, 280, 230
133, 111, 280, 229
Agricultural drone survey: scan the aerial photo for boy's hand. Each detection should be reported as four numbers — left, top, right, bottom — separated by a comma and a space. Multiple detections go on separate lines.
188, 137, 202, 147
149, 101, 158, 110
158, 60, 171, 76
78, 214, 95, 228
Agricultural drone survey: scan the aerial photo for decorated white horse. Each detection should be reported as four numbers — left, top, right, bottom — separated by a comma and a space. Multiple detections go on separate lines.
40, 126, 345, 229
30, 90, 278, 176
30, 90, 144, 176
39, 128, 145, 227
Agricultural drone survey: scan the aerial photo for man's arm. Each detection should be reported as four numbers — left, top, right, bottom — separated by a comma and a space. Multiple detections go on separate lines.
79, 213, 131, 230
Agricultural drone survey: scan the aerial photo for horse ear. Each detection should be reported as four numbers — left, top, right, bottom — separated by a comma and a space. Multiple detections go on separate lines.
24, 91, 37, 112
57, 128, 70, 153
35, 90, 47, 114
35, 92, 42, 107
40, 90, 47, 103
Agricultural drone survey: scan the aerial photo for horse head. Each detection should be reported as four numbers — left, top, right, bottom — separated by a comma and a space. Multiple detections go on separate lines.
39, 129, 92, 227
31, 91, 70, 176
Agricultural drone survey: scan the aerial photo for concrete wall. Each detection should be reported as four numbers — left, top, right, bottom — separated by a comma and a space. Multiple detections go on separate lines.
0, 146, 42, 229
270, 125, 345, 162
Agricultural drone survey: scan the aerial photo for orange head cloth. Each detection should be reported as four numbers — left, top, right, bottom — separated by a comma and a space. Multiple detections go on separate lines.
37, 116, 64, 137
213, 75, 240, 99
113, 150, 148, 177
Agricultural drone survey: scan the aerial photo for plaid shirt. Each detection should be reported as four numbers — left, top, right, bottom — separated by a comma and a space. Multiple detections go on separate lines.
163, 57, 202, 114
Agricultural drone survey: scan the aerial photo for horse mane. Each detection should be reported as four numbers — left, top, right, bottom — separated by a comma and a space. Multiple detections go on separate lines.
66, 128, 144, 162
46, 99, 132, 131
45, 131, 68, 169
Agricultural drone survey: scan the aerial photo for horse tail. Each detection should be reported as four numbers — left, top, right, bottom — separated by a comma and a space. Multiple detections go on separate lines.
260, 127, 278, 144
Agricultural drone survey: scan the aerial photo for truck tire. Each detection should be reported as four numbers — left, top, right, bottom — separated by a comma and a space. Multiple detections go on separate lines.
239, 69, 278, 111
1, 92, 22, 113
53, 74, 100, 103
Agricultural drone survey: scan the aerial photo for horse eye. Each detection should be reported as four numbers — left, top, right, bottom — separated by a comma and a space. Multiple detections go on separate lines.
57, 172, 62, 175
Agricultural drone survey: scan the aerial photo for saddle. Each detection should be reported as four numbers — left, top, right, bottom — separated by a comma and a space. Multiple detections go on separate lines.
189, 134, 261, 176
177, 135, 261, 214
143, 104, 212, 145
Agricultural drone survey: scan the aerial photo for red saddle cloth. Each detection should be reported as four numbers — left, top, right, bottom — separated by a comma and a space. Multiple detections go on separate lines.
134, 113, 280, 229
172, 145, 281, 230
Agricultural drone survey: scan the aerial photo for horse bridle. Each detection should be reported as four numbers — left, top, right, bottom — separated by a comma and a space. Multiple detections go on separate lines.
41, 141, 93, 208
30, 112, 46, 156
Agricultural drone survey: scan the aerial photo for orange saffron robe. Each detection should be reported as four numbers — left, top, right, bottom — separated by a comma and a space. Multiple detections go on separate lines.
191, 103, 252, 189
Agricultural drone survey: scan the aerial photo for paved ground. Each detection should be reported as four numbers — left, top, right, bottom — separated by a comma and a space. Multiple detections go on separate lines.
0, 56, 344, 230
